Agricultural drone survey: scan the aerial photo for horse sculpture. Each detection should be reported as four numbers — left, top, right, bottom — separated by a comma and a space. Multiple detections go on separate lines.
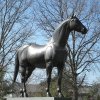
13, 15, 87, 97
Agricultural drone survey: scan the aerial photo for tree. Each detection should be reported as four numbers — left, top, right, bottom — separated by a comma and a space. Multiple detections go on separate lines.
32, 0, 100, 100
0, 0, 35, 98
66, 30, 100, 100
89, 78, 100, 99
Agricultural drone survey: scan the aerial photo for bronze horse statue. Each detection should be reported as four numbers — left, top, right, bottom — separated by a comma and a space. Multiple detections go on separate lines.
13, 15, 87, 97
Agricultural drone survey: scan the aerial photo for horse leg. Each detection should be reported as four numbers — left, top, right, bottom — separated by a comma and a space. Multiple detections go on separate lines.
46, 62, 52, 97
20, 66, 28, 97
57, 66, 64, 97
23, 80, 28, 97
25, 66, 35, 82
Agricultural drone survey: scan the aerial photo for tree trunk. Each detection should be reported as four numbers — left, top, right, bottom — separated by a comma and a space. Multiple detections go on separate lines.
72, 74, 78, 100
72, 86, 78, 100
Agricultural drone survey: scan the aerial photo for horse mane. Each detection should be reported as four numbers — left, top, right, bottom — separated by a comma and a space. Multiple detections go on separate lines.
54, 19, 69, 33
52, 18, 70, 41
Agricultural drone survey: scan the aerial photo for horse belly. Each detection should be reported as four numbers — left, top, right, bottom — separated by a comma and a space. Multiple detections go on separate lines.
33, 54, 46, 67
27, 47, 46, 68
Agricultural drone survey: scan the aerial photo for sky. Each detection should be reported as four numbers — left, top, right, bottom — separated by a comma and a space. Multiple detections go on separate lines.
4, 0, 100, 85
6, 21, 99, 85
5, 19, 100, 86
26, 33, 100, 85
86, 70, 100, 84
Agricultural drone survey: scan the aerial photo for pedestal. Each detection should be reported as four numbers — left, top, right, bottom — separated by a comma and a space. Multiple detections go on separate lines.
6, 97, 72, 100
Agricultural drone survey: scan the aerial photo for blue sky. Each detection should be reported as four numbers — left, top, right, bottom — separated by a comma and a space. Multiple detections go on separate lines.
4, 0, 100, 85
27, 32, 100, 85
5, 19, 100, 85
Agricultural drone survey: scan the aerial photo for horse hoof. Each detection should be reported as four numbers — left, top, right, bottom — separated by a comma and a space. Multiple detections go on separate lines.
58, 92, 64, 98
20, 89, 24, 97
26, 92, 28, 97
23, 92, 28, 97
46, 92, 52, 97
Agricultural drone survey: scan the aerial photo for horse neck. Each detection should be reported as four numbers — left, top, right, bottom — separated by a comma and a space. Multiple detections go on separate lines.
52, 20, 71, 48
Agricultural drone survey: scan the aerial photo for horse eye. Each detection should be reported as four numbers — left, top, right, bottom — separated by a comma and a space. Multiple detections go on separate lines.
71, 19, 74, 22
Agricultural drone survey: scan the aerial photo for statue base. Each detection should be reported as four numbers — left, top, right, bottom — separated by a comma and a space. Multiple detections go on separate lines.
6, 97, 72, 100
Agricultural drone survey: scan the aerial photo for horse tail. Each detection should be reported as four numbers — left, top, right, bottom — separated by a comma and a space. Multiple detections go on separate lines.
13, 52, 19, 83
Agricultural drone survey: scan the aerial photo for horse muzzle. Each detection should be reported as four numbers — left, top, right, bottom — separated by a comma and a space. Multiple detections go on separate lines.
82, 27, 88, 34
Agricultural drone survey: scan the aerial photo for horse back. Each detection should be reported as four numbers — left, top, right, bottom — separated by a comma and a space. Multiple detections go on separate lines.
25, 44, 46, 66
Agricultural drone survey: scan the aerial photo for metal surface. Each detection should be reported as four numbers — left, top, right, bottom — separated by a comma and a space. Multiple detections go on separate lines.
13, 15, 88, 97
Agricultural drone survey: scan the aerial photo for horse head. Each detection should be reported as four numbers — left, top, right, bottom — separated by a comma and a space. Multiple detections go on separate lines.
69, 15, 88, 34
